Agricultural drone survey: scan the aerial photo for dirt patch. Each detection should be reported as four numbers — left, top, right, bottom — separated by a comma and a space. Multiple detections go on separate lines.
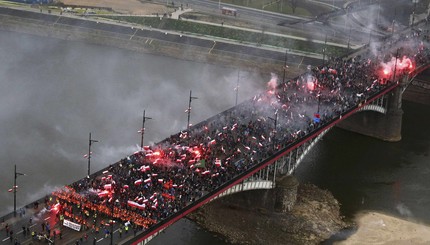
58, 0, 168, 15
188, 183, 350, 245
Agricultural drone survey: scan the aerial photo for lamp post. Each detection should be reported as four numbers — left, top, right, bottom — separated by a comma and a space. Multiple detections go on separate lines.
322, 34, 327, 65
186, 90, 198, 131
282, 49, 288, 84
110, 198, 117, 245
105, 185, 117, 245
347, 27, 351, 50
12, 164, 26, 217
393, 49, 399, 82
411, 0, 418, 28
87, 133, 99, 177
392, 8, 397, 37
235, 70, 240, 106
139, 110, 152, 150
268, 111, 278, 149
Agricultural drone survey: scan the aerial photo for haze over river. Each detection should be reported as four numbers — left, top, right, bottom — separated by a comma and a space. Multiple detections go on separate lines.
0, 31, 429, 244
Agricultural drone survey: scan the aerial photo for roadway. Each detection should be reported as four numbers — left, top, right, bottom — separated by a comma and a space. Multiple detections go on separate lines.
0, 6, 322, 66
151, 0, 389, 47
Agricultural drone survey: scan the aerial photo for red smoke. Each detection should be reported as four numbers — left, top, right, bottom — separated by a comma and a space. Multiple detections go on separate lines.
380, 56, 414, 79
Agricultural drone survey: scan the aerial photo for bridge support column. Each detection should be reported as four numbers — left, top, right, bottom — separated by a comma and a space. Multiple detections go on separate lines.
275, 175, 299, 213
337, 77, 407, 142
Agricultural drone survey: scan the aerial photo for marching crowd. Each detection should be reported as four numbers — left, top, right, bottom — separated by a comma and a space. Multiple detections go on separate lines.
47, 28, 430, 241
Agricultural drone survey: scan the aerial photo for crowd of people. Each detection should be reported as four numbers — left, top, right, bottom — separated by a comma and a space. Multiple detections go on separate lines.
48, 28, 430, 240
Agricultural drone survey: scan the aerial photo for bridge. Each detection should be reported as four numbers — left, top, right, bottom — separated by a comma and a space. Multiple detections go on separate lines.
47, 24, 429, 245
1, 11, 430, 245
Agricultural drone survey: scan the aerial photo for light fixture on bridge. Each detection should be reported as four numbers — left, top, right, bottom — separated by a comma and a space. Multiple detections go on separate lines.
10, 164, 26, 217
186, 90, 198, 131
139, 110, 152, 150
86, 132, 99, 177
268, 111, 278, 149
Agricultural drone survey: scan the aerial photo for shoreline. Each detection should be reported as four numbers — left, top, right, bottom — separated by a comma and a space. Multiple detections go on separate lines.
188, 183, 350, 245
334, 211, 430, 244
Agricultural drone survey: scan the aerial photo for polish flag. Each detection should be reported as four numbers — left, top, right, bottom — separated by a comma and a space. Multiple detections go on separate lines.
202, 170, 210, 175
127, 200, 146, 210
215, 159, 221, 167
123, 185, 129, 189
158, 179, 164, 183
134, 179, 143, 185
144, 178, 152, 183
102, 170, 109, 174
97, 190, 109, 198
104, 184, 112, 190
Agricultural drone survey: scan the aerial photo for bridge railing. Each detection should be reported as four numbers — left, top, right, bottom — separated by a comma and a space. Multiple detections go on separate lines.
126, 80, 400, 245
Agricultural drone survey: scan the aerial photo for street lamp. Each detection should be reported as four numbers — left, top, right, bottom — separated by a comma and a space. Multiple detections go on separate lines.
347, 27, 351, 50
411, 0, 418, 28
139, 110, 152, 150
110, 198, 119, 245
87, 132, 99, 177
322, 33, 328, 65
235, 70, 240, 106
282, 49, 288, 84
186, 90, 198, 131
268, 111, 278, 149
392, 8, 397, 37
393, 49, 399, 82
11, 164, 26, 217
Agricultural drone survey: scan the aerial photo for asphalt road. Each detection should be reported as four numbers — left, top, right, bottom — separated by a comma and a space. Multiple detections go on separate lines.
0, 6, 321, 66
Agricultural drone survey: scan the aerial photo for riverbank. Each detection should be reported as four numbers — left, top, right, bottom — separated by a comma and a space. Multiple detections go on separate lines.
336, 211, 430, 244
188, 183, 350, 245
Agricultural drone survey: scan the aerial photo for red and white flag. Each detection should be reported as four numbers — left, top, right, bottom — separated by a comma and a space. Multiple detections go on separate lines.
134, 179, 143, 185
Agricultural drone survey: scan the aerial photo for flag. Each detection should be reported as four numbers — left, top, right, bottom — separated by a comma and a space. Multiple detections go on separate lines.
195, 159, 206, 168
215, 159, 221, 167
313, 113, 321, 123
135, 179, 143, 185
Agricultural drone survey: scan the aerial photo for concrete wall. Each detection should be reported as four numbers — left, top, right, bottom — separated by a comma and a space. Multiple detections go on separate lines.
337, 77, 407, 142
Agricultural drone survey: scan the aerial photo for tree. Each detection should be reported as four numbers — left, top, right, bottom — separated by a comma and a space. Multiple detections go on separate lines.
290, 0, 299, 13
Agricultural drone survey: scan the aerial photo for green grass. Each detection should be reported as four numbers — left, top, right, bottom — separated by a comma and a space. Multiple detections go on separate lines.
103, 16, 348, 57
215, 0, 312, 16
0, 0, 27, 7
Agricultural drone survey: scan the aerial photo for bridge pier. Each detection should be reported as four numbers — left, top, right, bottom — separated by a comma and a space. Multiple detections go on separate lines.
337, 77, 407, 142
274, 175, 299, 213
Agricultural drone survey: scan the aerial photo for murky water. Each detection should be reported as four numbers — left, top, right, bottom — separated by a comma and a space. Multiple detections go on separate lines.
296, 100, 430, 225
0, 30, 429, 244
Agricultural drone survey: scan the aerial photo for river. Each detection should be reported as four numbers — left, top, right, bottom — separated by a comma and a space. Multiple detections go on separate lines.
0, 30, 429, 244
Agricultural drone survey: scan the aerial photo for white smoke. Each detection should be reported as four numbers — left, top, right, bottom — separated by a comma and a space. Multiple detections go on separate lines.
395, 202, 414, 219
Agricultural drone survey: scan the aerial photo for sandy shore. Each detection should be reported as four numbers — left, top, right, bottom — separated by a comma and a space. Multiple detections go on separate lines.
336, 211, 430, 245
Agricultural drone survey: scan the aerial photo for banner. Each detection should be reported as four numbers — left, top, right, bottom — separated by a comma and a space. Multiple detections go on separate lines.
63, 219, 81, 231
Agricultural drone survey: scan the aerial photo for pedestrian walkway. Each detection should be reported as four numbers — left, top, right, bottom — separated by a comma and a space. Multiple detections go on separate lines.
170, 7, 193, 20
